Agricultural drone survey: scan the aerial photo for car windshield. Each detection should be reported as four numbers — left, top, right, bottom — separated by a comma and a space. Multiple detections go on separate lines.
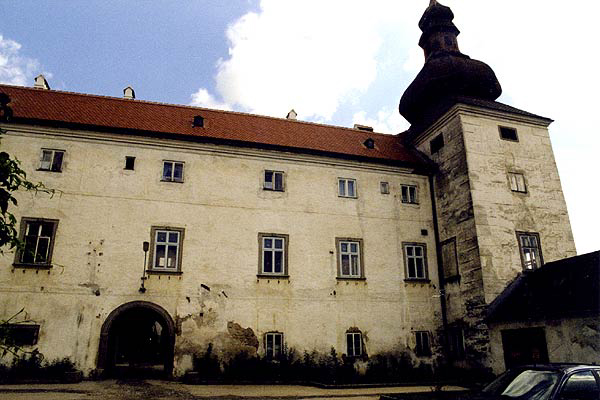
482, 370, 561, 400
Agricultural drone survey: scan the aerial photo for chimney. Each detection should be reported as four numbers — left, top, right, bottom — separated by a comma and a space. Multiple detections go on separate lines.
286, 109, 297, 120
353, 124, 374, 132
123, 86, 135, 100
34, 75, 50, 90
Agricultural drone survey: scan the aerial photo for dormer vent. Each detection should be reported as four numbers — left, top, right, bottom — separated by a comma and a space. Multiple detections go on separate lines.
354, 124, 374, 132
123, 86, 135, 100
286, 109, 297, 120
193, 115, 204, 127
363, 138, 375, 149
34, 75, 50, 90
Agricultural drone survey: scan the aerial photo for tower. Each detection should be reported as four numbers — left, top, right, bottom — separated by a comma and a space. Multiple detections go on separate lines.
400, 2, 576, 370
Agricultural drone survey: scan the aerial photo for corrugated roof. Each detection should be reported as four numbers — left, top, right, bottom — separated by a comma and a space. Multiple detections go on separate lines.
0, 84, 428, 168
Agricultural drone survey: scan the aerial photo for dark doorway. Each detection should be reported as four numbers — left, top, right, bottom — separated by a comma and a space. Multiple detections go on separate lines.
501, 327, 549, 369
97, 301, 175, 378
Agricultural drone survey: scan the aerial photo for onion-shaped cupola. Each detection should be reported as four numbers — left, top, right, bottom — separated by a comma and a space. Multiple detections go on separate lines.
399, 0, 502, 126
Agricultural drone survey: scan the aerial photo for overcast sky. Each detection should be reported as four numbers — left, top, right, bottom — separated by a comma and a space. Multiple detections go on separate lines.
1, 0, 598, 254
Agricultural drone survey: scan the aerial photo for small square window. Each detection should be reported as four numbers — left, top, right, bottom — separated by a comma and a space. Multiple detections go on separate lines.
401, 185, 418, 204
499, 126, 519, 141
380, 182, 390, 194
336, 238, 363, 279
404, 243, 428, 280
193, 115, 204, 128
265, 332, 283, 359
3, 324, 40, 346
415, 331, 431, 356
15, 218, 59, 267
39, 149, 64, 172
346, 331, 363, 357
162, 161, 184, 182
430, 134, 444, 154
508, 172, 527, 193
338, 178, 357, 198
264, 170, 284, 191
125, 156, 136, 170
149, 227, 184, 271
517, 232, 543, 271
258, 233, 288, 276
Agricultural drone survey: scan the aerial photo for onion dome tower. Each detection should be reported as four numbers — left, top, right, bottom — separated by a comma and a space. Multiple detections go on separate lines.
399, 0, 502, 127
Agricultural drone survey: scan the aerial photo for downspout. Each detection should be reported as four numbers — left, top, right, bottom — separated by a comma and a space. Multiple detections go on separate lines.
429, 174, 448, 331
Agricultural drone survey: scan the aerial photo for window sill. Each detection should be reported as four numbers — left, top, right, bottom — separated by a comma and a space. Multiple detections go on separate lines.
146, 269, 182, 276
401, 202, 419, 206
160, 179, 184, 184
263, 188, 285, 192
337, 276, 366, 281
338, 196, 358, 199
404, 278, 430, 284
13, 263, 53, 270
36, 169, 62, 173
444, 275, 461, 284
257, 274, 289, 280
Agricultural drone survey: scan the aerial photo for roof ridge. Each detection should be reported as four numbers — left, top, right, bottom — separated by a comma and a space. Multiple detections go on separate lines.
0, 83, 400, 139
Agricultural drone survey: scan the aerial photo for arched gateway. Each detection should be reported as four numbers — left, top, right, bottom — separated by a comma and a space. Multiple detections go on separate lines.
97, 301, 175, 378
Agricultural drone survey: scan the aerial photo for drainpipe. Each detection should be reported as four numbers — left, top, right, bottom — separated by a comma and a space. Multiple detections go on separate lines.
429, 174, 448, 331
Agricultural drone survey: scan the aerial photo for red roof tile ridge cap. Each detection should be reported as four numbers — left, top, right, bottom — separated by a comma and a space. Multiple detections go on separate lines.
0, 83, 404, 140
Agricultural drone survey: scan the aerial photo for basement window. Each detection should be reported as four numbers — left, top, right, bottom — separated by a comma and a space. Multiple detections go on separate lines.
193, 115, 204, 128
499, 126, 518, 141
415, 331, 431, 356
430, 134, 444, 154
124, 156, 136, 170
3, 324, 40, 346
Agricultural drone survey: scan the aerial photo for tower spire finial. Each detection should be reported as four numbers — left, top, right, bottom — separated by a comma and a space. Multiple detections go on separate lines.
429, 0, 437, 6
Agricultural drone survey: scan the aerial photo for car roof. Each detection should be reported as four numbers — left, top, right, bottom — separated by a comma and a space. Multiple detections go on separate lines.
517, 364, 600, 374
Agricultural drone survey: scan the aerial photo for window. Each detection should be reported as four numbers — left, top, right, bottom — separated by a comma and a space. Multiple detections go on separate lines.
2, 324, 40, 346
264, 170, 284, 191
380, 181, 390, 194
441, 237, 459, 281
401, 185, 418, 204
404, 243, 428, 280
124, 156, 135, 170
149, 227, 184, 271
430, 133, 444, 154
499, 126, 519, 141
15, 218, 59, 267
39, 149, 64, 172
258, 234, 288, 276
265, 332, 283, 359
346, 332, 362, 357
363, 138, 375, 149
415, 331, 431, 356
336, 238, 363, 279
447, 327, 465, 359
338, 178, 357, 198
517, 232, 543, 271
162, 161, 184, 182
509, 172, 527, 193
560, 371, 600, 400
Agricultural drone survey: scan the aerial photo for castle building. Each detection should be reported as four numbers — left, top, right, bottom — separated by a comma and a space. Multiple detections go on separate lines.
0, 2, 591, 377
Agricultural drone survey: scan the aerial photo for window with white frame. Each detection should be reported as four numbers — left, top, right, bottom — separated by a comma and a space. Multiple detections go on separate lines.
39, 149, 64, 172
415, 331, 431, 356
16, 218, 59, 266
265, 332, 283, 359
380, 181, 390, 194
150, 227, 184, 271
508, 172, 527, 193
404, 243, 428, 280
259, 234, 287, 276
337, 239, 363, 278
401, 184, 418, 204
346, 331, 363, 357
517, 232, 543, 270
264, 170, 284, 191
162, 161, 184, 182
338, 178, 357, 198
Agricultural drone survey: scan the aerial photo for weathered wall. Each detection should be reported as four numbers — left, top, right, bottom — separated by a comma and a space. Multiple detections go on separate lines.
0, 125, 442, 376
488, 318, 600, 374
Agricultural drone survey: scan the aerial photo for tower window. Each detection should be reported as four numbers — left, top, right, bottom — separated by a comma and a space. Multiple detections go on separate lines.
499, 126, 518, 141
430, 134, 444, 154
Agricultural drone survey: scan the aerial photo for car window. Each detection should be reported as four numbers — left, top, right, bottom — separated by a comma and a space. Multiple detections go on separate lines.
560, 371, 599, 400
483, 370, 560, 400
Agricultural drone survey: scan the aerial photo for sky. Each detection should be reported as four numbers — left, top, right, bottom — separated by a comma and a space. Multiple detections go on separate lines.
0, 0, 598, 254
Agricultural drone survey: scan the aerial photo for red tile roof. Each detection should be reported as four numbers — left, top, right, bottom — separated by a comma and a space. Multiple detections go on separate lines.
0, 84, 427, 167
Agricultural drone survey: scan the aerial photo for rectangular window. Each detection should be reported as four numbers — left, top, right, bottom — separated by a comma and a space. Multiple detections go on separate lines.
517, 232, 543, 270
509, 172, 527, 193
2, 324, 40, 346
15, 218, 59, 267
430, 133, 444, 154
39, 149, 64, 172
125, 156, 136, 170
404, 243, 428, 280
346, 332, 362, 357
441, 237, 459, 281
336, 238, 363, 279
149, 227, 184, 271
338, 178, 357, 198
499, 126, 519, 141
380, 181, 390, 194
448, 328, 465, 359
264, 170, 284, 191
265, 332, 283, 359
162, 161, 184, 182
258, 234, 288, 276
415, 331, 431, 356
401, 185, 418, 204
